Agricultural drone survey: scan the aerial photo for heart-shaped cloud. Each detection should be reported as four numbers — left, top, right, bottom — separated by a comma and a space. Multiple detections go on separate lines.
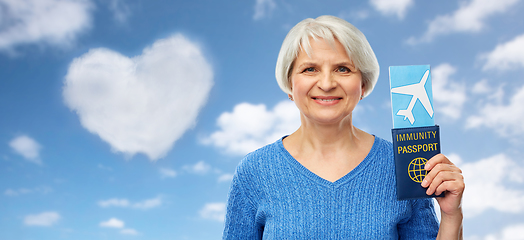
63, 34, 213, 160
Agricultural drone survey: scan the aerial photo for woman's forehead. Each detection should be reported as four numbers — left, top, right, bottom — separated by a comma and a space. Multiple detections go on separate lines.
299, 35, 337, 56
296, 37, 353, 63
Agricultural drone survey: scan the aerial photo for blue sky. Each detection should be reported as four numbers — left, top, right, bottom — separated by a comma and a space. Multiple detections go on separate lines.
1, 0, 524, 239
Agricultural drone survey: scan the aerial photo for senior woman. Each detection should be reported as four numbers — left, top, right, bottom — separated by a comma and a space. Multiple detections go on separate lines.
223, 15, 464, 239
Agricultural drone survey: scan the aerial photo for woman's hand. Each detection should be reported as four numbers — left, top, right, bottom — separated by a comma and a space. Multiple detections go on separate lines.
422, 153, 464, 239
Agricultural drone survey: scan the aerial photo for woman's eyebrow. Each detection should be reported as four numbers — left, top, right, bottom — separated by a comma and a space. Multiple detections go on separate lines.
296, 61, 355, 69
296, 62, 316, 68
335, 61, 355, 67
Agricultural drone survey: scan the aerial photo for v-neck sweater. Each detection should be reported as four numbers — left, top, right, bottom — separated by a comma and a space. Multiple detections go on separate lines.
223, 136, 439, 239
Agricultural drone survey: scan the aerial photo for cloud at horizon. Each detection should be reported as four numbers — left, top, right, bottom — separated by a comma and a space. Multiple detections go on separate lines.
202, 100, 300, 155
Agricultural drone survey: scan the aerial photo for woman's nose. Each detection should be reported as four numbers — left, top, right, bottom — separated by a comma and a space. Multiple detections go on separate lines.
317, 72, 337, 91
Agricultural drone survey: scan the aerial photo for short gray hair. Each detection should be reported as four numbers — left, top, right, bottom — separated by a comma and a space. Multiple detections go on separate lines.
275, 15, 379, 98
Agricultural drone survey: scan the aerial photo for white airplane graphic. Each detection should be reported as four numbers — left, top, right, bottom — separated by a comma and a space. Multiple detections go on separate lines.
391, 70, 433, 125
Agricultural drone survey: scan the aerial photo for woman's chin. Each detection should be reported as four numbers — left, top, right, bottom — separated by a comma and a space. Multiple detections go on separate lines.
302, 113, 353, 126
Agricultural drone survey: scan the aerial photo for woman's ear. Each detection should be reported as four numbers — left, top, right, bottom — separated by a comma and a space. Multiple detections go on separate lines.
360, 82, 366, 99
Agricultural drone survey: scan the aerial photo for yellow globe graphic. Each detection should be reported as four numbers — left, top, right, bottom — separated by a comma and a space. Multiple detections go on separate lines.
408, 157, 428, 183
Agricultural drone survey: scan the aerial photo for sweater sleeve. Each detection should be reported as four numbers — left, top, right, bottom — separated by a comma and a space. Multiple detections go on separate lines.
397, 198, 440, 239
222, 167, 264, 240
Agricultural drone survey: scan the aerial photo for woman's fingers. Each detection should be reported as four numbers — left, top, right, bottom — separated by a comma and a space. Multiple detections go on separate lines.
424, 154, 458, 171
424, 171, 464, 195
422, 154, 465, 218
422, 154, 464, 195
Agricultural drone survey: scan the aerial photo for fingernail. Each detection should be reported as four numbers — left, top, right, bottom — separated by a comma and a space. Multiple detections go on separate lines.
422, 179, 428, 187
425, 163, 430, 170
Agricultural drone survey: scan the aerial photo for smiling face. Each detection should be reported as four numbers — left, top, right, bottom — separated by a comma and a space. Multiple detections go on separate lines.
290, 37, 364, 126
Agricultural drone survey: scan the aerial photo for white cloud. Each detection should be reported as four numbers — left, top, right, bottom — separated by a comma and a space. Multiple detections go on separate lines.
470, 223, 524, 240
132, 196, 162, 210
495, 224, 524, 240
98, 196, 162, 209
471, 79, 490, 94
120, 228, 139, 235
455, 153, 524, 218
369, 0, 413, 19
159, 167, 177, 178
98, 164, 112, 171
253, 0, 276, 20
471, 79, 504, 103
63, 34, 214, 160
481, 33, 524, 71
108, 0, 131, 23
0, 0, 93, 51
431, 63, 467, 120
98, 198, 130, 208
4, 186, 52, 196
202, 100, 300, 155
408, 0, 520, 44
100, 218, 140, 236
199, 202, 226, 222
466, 84, 524, 138
5, 188, 31, 196
100, 218, 124, 228
24, 211, 60, 226
339, 10, 370, 21
183, 161, 211, 175
218, 173, 234, 183
9, 135, 42, 164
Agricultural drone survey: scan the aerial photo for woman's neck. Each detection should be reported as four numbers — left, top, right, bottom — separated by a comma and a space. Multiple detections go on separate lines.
285, 114, 372, 158
297, 115, 359, 147
282, 115, 374, 182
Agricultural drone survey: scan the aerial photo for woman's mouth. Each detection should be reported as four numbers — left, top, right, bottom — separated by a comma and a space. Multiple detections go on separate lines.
312, 97, 342, 104
316, 98, 336, 102
312, 97, 342, 101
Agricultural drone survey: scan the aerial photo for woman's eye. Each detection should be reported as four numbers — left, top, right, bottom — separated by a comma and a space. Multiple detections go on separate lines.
303, 67, 315, 73
337, 67, 350, 73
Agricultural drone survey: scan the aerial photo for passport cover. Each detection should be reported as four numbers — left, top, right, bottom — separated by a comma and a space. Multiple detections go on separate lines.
392, 125, 444, 200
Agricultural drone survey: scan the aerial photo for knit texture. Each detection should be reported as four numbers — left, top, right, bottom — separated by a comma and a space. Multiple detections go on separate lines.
223, 136, 439, 239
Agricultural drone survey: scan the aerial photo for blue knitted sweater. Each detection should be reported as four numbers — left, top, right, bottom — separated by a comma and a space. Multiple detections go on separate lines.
223, 136, 439, 239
